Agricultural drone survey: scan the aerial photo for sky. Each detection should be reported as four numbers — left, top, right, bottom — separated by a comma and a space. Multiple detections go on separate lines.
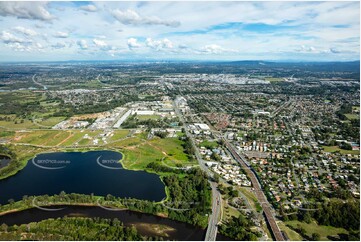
0, 1, 360, 62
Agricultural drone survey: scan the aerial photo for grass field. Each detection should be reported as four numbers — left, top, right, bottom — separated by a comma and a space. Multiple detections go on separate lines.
278, 221, 302, 241
108, 130, 130, 142
199, 140, 218, 149
265, 77, 284, 82
222, 202, 241, 221
137, 115, 161, 121
286, 220, 349, 241
322, 146, 359, 155
12, 130, 119, 147
116, 137, 195, 170
0, 115, 38, 129
344, 113, 359, 120
239, 187, 262, 213
37, 117, 66, 127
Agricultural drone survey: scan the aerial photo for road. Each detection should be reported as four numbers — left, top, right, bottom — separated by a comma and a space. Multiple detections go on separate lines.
223, 139, 285, 241
32, 74, 47, 90
173, 98, 221, 241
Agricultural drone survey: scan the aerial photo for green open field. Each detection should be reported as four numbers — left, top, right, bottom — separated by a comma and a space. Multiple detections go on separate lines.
36, 117, 66, 127
344, 113, 359, 120
277, 221, 302, 241
222, 202, 241, 221
0, 115, 38, 129
12, 130, 120, 148
108, 130, 130, 142
322, 146, 359, 155
352, 106, 360, 111
265, 77, 284, 82
116, 136, 195, 170
137, 115, 161, 121
239, 187, 262, 213
286, 220, 349, 241
199, 140, 218, 149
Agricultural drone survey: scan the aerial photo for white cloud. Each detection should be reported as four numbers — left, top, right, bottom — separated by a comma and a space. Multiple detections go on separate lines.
127, 38, 141, 49
13, 26, 38, 37
80, 5, 98, 12
0, 2, 54, 21
0, 31, 26, 44
146, 38, 173, 50
53, 31, 69, 38
77, 40, 88, 50
51, 42, 66, 49
7, 42, 31, 52
111, 9, 180, 27
93, 38, 107, 47
200, 44, 226, 54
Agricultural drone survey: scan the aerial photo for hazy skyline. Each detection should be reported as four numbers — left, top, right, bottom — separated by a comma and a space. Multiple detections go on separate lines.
0, 1, 360, 62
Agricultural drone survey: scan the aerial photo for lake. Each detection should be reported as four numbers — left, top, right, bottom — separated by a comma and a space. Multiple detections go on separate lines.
0, 205, 232, 240
0, 155, 11, 169
0, 150, 166, 205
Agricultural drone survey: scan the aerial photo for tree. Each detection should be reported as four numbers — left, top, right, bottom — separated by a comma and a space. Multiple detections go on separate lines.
312, 233, 321, 241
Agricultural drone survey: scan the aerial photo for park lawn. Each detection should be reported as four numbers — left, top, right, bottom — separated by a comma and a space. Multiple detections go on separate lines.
222, 202, 241, 221
277, 221, 302, 241
199, 140, 218, 149
286, 220, 349, 241
121, 143, 164, 170
344, 113, 359, 120
108, 130, 130, 142
137, 115, 161, 121
322, 146, 359, 155
149, 138, 188, 161
119, 136, 193, 170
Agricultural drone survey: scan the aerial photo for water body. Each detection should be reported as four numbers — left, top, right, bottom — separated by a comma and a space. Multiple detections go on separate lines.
0, 205, 232, 241
0, 151, 166, 204
0, 155, 11, 169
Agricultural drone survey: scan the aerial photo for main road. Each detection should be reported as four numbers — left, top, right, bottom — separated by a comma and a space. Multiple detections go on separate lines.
173, 98, 221, 241
223, 139, 285, 241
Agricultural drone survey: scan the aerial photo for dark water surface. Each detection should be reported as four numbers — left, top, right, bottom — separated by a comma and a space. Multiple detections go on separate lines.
0, 155, 11, 169
0, 205, 232, 241
0, 151, 166, 204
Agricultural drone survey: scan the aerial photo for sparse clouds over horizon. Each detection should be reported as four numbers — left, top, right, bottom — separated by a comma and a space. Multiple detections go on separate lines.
0, 1, 359, 61
111, 9, 180, 27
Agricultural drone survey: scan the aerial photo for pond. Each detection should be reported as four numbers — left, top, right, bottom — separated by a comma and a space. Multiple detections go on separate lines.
0, 155, 11, 169
0, 205, 232, 240
0, 151, 166, 205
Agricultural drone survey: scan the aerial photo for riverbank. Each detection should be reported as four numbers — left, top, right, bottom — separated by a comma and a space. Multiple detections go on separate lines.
0, 205, 209, 241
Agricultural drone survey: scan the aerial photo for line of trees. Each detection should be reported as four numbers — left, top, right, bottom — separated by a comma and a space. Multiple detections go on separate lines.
219, 212, 261, 240
0, 217, 159, 240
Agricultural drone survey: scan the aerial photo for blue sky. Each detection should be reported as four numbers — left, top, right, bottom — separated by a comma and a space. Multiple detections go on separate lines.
0, 1, 359, 61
